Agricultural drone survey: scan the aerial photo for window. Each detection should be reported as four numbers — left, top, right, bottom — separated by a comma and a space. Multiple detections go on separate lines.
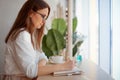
75, 0, 99, 64
75, 0, 112, 75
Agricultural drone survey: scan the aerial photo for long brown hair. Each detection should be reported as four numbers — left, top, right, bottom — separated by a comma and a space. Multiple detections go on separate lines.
5, 0, 50, 50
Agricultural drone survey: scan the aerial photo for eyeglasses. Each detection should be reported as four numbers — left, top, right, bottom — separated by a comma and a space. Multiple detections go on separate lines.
35, 12, 46, 20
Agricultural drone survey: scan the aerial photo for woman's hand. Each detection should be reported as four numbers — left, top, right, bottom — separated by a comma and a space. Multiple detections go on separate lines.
61, 58, 75, 71
38, 59, 47, 66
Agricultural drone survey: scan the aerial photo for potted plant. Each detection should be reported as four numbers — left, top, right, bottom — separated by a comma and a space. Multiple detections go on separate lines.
42, 17, 84, 58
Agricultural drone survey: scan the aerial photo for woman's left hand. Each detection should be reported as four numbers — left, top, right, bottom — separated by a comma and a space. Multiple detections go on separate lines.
38, 59, 47, 66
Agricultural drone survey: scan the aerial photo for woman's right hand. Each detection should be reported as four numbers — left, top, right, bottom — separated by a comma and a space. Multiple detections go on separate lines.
62, 58, 75, 71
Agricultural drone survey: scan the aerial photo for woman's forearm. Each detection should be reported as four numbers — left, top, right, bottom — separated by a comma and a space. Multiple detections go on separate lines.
37, 63, 64, 76
37, 58, 74, 76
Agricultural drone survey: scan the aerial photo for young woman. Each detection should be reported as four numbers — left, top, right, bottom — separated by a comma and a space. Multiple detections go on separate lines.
3, 0, 75, 80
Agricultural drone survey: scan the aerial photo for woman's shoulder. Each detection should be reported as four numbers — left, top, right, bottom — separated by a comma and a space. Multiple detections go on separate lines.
16, 30, 31, 41
19, 30, 30, 37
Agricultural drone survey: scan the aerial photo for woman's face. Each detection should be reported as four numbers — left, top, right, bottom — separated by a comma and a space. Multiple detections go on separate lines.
30, 8, 48, 29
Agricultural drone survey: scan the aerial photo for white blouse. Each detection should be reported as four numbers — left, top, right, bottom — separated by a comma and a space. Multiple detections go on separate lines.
4, 30, 48, 79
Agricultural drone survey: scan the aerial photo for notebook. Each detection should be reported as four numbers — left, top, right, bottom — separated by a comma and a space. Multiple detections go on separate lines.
53, 67, 82, 76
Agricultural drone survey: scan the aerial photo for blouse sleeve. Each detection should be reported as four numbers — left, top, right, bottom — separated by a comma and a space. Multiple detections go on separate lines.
13, 31, 38, 79
36, 50, 48, 62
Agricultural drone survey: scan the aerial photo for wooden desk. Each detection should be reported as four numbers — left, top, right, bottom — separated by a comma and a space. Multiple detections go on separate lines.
0, 74, 37, 80
37, 60, 114, 80
0, 60, 114, 80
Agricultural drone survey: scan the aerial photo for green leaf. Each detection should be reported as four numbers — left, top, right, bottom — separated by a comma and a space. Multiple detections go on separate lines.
52, 18, 67, 36
42, 35, 53, 58
73, 17, 77, 32
73, 45, 77, 57
77, 41, 83, 47
72, 41, 83, 57
46, 29, 65, 55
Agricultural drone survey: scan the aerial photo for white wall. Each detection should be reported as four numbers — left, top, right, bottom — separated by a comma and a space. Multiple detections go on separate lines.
0, 0, 26, 73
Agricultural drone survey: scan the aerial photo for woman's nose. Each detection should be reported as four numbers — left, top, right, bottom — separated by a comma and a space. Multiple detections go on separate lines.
41, 19, 45, 26
42, 19, 45, 24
